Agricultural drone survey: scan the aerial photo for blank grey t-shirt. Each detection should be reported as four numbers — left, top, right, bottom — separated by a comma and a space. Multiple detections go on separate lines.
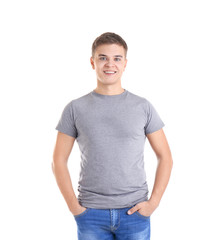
55, 89, 165, 209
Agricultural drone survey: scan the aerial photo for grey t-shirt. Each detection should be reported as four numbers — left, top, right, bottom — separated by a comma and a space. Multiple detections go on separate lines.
55, 89, 165, 209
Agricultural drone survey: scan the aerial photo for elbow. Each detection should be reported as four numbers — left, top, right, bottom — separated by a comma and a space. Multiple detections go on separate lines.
51, 161, 55, 175
157, 152, 173, 168
169, 151, 174, 167
51, 158, 59, 174
51, 156, 58, 174
52, 156, 68, 171
168, 154, 173, 172
169, 156, 173, 171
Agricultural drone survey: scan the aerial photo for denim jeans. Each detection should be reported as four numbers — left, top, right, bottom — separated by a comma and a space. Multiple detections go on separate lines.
73, 204, 150, 240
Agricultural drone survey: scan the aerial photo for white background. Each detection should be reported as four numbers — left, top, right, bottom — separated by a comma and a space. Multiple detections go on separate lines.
0, 0, 215, 239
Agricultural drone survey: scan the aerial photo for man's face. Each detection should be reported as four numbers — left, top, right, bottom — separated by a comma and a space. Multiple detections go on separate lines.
90, 44, 127, 86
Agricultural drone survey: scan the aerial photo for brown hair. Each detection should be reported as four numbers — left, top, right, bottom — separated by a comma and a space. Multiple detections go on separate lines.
92, 32, 128, 58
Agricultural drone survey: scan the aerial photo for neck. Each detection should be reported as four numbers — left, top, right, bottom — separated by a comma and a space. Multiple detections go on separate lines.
94, 82, 125, 95
93, 87, 125, 95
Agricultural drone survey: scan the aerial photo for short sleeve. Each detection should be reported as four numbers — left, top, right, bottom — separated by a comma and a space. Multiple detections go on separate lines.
55, 101, 78, 138
144, 100, 165, 135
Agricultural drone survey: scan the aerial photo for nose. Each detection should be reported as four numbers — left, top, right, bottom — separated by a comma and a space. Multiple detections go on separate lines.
105, 59, 115, 67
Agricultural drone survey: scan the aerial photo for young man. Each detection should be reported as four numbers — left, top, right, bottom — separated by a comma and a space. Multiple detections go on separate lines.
52, 32, 173, 240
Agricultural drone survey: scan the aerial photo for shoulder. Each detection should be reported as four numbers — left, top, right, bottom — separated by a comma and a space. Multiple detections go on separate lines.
64, 92, 92, 108
127, 90, 151, 109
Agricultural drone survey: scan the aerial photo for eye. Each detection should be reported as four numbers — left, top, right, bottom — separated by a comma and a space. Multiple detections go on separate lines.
99, 57, 107, 61
114, 58, 121, 61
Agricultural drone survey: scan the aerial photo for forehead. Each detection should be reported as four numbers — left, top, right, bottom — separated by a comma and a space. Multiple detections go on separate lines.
95, 44, 125, 57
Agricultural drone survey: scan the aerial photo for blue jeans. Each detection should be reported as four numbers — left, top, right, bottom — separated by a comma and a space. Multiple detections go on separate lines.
73, 204, 150, 240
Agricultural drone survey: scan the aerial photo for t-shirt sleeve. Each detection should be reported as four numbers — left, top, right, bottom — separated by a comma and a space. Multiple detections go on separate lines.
144, 100, 165, 135
55, 101, 78, 138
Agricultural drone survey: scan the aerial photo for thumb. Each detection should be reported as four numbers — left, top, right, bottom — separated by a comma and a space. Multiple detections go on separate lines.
127, 207, 137, 215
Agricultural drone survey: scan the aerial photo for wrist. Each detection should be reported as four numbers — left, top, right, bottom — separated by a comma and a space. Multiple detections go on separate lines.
149, 197, 160, 208
68, 201, 81, 213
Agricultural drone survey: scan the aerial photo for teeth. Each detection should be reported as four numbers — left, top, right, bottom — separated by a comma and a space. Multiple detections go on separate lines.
105, 71, 116, 73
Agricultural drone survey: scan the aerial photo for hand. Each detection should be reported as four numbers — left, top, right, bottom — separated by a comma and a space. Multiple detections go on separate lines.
71, 204, 87, 216
127, 200, 158, 217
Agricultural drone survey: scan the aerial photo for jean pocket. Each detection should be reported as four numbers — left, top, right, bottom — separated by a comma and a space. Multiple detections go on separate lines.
73, 208, 90, 219
132, 204, 150, 219
135, 210, 150, 219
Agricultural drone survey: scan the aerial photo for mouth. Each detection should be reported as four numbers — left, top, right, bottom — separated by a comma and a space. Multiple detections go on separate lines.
103, 71, 117, 75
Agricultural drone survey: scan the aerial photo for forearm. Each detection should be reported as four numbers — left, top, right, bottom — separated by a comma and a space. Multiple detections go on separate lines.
52, 160, 80, 212
149, 155, 173, 207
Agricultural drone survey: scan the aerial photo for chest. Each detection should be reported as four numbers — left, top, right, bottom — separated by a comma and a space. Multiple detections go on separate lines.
74, 102, 147, 140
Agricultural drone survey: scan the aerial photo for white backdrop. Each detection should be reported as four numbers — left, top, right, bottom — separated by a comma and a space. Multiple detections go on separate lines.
0, 0, 215, 239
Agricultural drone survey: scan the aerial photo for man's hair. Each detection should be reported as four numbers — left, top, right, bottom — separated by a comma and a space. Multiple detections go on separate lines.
92, 32, 128, 58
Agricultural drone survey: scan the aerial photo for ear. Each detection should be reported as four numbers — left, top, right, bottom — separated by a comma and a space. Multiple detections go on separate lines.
90, 57, 95, 70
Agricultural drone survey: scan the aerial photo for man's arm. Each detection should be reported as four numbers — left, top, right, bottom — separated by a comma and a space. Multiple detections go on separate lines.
52, 131, 86, 215
147, 128, 173, 207
128, 128, 173, 216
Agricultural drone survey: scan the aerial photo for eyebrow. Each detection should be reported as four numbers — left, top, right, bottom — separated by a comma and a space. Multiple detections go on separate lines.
98, 54, 123, 58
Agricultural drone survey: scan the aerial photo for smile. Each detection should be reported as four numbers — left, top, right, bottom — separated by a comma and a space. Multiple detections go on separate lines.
104, 71, 117, 74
